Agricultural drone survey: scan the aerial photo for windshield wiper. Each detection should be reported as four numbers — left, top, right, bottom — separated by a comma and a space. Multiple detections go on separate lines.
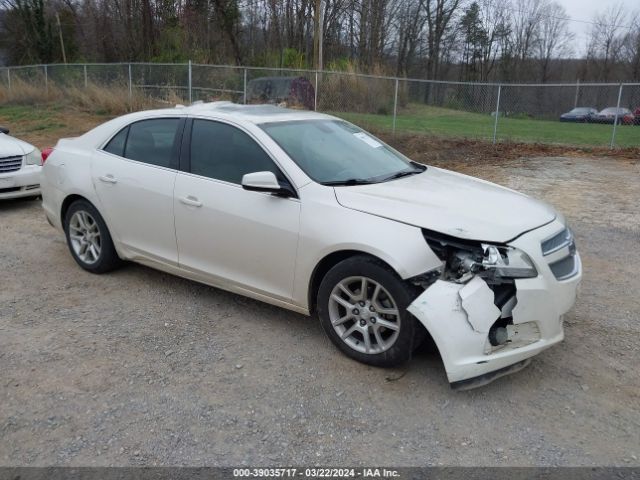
379, 168, 424, 182
321, 178, 377, 186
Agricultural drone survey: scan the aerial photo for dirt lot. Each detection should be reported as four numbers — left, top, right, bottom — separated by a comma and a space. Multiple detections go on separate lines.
1, 117, 639, 466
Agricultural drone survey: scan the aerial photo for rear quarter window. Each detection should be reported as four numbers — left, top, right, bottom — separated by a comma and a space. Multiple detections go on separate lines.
103, 126, 129, 157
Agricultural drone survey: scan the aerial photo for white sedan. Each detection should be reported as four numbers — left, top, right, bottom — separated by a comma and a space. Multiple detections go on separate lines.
0, 127, 42, 200
41, 102, 581, 389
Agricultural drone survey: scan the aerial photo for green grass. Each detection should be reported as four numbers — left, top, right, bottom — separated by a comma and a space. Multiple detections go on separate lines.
0, 105, 66, 135
1, 102, 637, 149
335, 104, 640, 148
0, 104, 55, 122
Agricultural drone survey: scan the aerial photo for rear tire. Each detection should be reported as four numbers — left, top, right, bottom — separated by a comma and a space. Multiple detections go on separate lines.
317, 255, 424, 367
64, 199, 121, 274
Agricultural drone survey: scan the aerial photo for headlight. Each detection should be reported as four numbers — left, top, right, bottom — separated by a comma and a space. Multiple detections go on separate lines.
25, 148, 42, 165
423, 230, 538, 281
482, 244, 538, 279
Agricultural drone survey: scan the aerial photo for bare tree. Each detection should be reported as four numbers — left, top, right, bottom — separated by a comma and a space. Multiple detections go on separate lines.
422, 0, 461, 80
619, 11, 640, 80
535, 1, 573, 82
586, 3, 627, 81
510, 0, 545, 80
394, 0, 427, 75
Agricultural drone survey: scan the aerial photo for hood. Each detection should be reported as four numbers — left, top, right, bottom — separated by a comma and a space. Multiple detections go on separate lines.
334, 167, 556, 243
0, 133, 34, 157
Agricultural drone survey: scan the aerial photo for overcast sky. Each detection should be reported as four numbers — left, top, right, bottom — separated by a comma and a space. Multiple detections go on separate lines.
557, 0, 638, 56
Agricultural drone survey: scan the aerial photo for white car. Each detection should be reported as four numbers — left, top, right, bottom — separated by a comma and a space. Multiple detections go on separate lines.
41, 103, 581, 389
0, 128, 42, 199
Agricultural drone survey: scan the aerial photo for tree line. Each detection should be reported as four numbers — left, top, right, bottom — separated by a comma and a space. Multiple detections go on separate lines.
1, 0, 638, 82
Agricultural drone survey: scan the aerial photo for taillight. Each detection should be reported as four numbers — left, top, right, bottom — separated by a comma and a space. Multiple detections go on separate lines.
41, 147, 54, 165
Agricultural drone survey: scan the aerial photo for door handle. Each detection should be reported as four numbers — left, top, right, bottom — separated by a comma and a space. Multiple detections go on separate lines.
179, 196, 203, 208
99, 174, 117, 184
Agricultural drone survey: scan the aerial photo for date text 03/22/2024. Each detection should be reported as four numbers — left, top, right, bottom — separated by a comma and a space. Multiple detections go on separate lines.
232, 468, 400, 478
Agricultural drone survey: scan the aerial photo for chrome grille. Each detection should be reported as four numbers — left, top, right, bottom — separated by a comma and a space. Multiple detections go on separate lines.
541, 227, 572, 256
0, 155, 23, 173
549, 255, 579, 281
541, 227, 579, 281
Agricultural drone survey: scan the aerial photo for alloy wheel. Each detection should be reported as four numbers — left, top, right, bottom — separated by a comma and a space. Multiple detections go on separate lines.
69, 210, 102, 264
328, 276, 401, 354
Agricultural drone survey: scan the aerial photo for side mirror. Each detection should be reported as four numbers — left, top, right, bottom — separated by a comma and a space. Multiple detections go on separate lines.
241, 171, 295, 198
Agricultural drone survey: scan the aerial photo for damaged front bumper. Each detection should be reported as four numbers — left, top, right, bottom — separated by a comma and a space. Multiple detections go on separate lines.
408, 219, 581, 389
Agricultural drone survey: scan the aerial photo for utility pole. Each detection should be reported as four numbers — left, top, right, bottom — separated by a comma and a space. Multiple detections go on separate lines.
313, 0, 323, 70
318, 1, 323, 71
55, 13, 67, 64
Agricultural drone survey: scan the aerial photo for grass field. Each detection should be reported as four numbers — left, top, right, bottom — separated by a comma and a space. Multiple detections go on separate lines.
1, 102, 638, 152
336, 104, 640, 148
0, 104, 110, 147
1, 103, 638, 167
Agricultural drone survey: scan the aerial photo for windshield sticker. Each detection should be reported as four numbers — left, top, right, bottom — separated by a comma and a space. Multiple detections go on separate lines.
353, 132, 383, 148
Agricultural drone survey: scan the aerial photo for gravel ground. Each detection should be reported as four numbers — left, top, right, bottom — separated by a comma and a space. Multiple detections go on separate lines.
1, 155, 639, 467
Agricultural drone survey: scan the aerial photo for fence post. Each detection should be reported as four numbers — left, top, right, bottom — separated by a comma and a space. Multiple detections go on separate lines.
243, 68, 247, 104
392, 78, 399, 134
573, 79, 580, 108
188, 60, 193, 104
44, 65, 48, 94
128, 63, 132, 102
6, 67, 10, 92
314, 71, 319, 111
610, 83, 623, 149
83, 64, 88, 88
492, 84, 502, 144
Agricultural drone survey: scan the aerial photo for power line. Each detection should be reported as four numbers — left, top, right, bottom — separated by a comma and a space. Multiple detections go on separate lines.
482, 0, 636, 30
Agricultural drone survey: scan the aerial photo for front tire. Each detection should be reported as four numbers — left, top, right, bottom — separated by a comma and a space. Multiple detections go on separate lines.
64, 200, 121, 274
317, 255, 424, 367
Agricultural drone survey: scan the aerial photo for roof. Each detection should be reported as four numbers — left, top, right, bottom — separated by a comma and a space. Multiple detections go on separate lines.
182, 101, 332, 124
74, 102, 336, 149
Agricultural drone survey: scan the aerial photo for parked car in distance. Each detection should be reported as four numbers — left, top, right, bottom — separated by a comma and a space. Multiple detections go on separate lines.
246, 76, 315, 110
593, 107, 635, 125
0, 127, 42, 200
634, 107, 640, 125
559, 107, 597, 122
41, 102, 581, 390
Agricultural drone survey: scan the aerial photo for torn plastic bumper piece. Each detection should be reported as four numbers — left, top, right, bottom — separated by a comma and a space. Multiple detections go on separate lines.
407, 271, 579, 389
450, 359, 531, 391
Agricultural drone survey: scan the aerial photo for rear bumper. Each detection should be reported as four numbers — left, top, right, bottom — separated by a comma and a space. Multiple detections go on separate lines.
408, 219, 581, 388
0, 165, 41, 199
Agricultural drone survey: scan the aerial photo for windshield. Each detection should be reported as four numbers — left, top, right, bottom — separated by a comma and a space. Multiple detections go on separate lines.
570, 108, 590, 114
260, 120, 422, 185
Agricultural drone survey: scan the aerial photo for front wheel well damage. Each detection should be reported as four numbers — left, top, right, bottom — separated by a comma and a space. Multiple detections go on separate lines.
308, 250, 393, 314
308, 249, 434, 346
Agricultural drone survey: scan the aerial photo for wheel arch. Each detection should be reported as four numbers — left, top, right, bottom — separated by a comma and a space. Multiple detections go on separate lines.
61, 193, 91, 224
60, 194, 120, 249
307, 249, 397, 314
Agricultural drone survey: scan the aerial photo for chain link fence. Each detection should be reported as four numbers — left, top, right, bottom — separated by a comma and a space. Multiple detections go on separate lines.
0, 62, 639, 148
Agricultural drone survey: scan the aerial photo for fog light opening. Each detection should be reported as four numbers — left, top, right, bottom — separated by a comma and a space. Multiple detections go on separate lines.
488, 316, 513, 347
